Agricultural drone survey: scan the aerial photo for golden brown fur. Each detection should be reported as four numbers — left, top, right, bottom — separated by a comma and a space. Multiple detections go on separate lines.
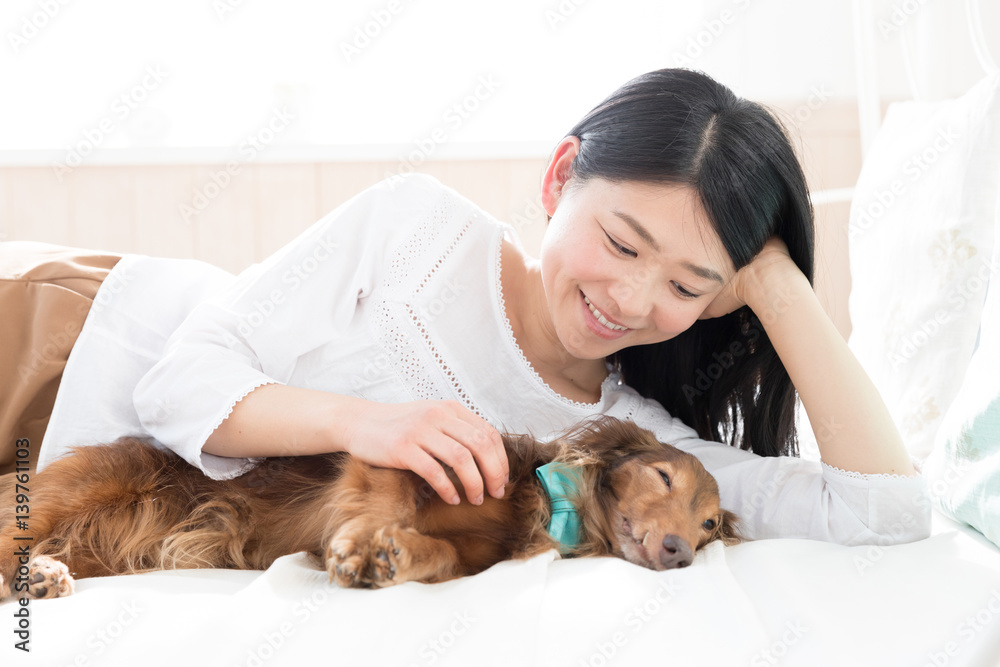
0, 416, 739, 599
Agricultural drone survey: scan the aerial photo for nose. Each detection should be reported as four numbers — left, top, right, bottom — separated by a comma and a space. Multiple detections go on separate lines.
660, 535, 693, 569
610, 271, 656, 320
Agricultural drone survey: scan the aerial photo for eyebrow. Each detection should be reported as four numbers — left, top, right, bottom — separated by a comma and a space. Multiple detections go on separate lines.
611, 209, 726, 285
681, 261, 725, 285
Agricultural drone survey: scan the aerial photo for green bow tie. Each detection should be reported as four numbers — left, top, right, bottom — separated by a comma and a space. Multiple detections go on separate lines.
535, 462, 583, 555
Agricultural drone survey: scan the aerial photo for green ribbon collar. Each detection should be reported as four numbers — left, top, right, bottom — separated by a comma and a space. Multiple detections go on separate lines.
535, 462, 583, 554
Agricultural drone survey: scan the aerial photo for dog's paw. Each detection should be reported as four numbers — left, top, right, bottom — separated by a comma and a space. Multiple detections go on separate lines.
26, 556, 75, 599
372, 526, 404, 587
372, 525, 439, 587
326, 535, 371, 588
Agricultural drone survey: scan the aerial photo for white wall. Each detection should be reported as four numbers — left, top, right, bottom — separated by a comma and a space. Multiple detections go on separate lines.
2, 0, 995, 164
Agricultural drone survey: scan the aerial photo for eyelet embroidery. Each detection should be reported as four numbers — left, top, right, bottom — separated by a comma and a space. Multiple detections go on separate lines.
374, 197, 485, 419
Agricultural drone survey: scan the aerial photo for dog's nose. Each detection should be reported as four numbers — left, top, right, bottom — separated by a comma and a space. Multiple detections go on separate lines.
660, 535, 693, 569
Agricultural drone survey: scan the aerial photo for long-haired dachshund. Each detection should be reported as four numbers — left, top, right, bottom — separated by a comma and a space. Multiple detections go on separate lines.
0, 416, 739, 600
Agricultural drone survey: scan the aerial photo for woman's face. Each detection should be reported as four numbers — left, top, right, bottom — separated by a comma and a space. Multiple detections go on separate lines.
539, 177, 736, 361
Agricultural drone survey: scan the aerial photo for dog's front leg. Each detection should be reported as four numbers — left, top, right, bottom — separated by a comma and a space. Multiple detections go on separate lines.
370, 525, 461, 587
326, 516, 377, 587
320, 461, 424, 588
320, 460, 468, 587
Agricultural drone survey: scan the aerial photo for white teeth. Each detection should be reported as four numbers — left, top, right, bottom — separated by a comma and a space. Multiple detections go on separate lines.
584, 296, 629, 331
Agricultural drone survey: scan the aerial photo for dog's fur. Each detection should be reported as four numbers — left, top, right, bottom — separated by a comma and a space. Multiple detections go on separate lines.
0, 416, 739, 600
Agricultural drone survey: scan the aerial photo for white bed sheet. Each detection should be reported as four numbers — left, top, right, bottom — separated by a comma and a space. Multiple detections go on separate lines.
4, 510, 999, 667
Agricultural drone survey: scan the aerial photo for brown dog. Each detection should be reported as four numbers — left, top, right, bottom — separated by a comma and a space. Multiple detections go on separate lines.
0, 416, 739, 600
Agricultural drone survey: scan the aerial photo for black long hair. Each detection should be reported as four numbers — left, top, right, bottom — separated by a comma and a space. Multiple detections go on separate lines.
563, 68, 815, 457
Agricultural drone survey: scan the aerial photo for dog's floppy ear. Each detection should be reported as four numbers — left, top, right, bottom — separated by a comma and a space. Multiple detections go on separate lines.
717, 509, 743, 546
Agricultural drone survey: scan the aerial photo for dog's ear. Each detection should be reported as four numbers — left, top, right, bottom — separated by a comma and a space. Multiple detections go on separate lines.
716, 509, 743, 546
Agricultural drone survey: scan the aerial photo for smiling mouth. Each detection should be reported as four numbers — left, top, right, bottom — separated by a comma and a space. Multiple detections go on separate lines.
584, 295, 629, 332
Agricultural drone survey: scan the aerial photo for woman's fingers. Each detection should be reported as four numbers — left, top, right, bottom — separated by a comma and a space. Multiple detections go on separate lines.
430, 415, 507, 504
404, 448, 462, 506
404, 425, 503, 506
347, 399, 509, 506
442, 412, 509, 499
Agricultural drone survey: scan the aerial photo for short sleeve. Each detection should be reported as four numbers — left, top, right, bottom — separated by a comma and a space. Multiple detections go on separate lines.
133, 173, 448, 479
629, 396, 932, 545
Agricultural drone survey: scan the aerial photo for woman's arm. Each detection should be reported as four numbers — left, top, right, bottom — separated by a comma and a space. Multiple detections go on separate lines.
204, 383, 509, 505
715, 238, 915, 476
136, 175, 508, 503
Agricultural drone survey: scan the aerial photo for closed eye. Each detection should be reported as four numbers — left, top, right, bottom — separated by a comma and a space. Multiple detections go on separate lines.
658, 470, 671, 489
605, 232, 700, 298
605, 232, 637, 258
672, 282, 699, 299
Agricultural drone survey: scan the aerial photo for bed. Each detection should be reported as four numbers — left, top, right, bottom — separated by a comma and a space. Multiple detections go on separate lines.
4, 513, 998, 666
5, 3, 1000, 667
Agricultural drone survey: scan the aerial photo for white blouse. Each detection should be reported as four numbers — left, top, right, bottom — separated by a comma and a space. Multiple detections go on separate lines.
40, 173, 931, 544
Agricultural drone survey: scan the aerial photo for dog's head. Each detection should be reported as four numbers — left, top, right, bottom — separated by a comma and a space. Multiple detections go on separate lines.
552, 416, 741, 570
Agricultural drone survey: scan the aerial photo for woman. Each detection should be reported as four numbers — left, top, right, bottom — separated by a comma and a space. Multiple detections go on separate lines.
10, 69, 928, 543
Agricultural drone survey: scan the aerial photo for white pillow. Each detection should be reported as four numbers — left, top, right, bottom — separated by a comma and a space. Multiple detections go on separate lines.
847, 73, 1000, 461
924, 216, 1000, 547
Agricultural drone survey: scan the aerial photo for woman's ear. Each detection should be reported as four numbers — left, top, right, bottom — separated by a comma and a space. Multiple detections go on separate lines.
541, 136, 581, 217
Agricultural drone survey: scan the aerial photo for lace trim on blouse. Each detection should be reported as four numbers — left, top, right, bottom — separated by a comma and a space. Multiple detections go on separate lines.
821, 461, 921, 481
210, 379, 276, 434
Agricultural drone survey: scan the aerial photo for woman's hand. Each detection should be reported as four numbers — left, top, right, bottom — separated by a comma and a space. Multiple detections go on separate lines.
697, 235, 914, 476
699, 236, 799, 320
343, 400, 509, 507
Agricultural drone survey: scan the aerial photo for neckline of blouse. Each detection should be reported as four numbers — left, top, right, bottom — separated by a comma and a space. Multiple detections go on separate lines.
489, 223, 622, 411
